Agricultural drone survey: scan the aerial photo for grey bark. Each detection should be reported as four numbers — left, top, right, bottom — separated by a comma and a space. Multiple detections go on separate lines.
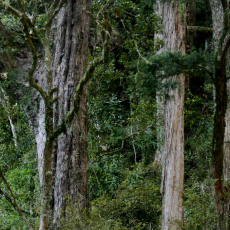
209, 0, 224, 51
31, 0, 91, 227
51, 0, 91, 225
224, 79, 230, 183
155, 0, 186, 229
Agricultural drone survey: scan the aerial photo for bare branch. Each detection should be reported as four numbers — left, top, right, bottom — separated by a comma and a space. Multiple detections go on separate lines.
119, 15, 152, 65
0, 88, 18, 147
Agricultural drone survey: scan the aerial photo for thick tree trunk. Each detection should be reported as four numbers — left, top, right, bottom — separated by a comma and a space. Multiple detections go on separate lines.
0, 2, 91, 228
32, 0, 91, 228
51, 0, 91, 225
161, 75, 185, 230
155, 1, 186, 229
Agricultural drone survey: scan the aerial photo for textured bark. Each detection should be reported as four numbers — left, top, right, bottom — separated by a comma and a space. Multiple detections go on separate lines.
223, 19, 230, 230
209, 0, 229, 228
154, 0, 165, 168
224, 78, 230, 183
161, 74, 185, 230
209, 0, 224, 51
31, 0, 91, 228
0, 1, 92, 228
51, 0, 91, 225
155, 1, 186, 229
224, 78, 230, 229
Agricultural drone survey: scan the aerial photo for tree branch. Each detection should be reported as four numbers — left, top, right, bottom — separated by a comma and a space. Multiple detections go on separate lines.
0, 1, 21, 17
97, 0, 115, 19
46, 0, 67, 29
51, 4, 114, 140
0, 167, 34, 230
0, 20, 15, 40
19, 14, 48, 101
187, 26, 213, 33
0, 187, 37, 217
51, 55, 104, 139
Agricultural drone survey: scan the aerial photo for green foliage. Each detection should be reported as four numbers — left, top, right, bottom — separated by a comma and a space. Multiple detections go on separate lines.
184, 82, 214, 180
0, 71, 39, 230
0, 0, 222, 229
184, 88, 213, 130
184, 177, 217, 229
61, 163, 162, 230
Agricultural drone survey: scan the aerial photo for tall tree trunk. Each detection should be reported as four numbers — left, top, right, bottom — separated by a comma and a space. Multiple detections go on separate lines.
209, 0, 229, 228
224, 78, 230, 182
51, 0, 91, 225
155, 1, 186, 229
224, 76, 230, 228
33, 0, 91, 228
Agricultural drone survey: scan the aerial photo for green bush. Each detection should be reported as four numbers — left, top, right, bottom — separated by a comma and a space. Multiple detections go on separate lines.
61, 163, 162, 230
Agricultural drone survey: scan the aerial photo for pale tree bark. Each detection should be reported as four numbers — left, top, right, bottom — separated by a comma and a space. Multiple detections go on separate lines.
224, 77, 230, 229
224, 80, 230, 184
32, 0, 91, 227
223, 18, 230, 230
153, 0, 165, 169
155, 1, 186, 229
51, 0, 91, 225
0, 0, 113, 228
0, 0, 91, 229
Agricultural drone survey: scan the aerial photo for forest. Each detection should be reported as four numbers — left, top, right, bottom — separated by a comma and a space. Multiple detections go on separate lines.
0, 0, 230, 229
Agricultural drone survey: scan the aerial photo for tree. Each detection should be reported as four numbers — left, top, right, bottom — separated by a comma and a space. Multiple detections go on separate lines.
155, 1, 186, 229
209, 0, 230, 228
0, 0, 112, 229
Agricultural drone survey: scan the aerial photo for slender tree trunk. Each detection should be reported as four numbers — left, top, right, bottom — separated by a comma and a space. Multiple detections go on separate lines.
154, 0, 165, 169
209, 0, 229, 228
224, 78, 230, 183
224, 76, 230, 228
155, 1, 186, 229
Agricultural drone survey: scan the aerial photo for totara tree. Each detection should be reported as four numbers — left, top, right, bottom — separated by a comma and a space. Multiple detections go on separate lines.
0, 0, 113, 229
155, 0, 187, 229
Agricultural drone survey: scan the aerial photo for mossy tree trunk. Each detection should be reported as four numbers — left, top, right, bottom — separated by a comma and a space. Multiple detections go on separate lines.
0, 0, 98, 229
33, 0, 92, 228
50, 0, 91, 225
